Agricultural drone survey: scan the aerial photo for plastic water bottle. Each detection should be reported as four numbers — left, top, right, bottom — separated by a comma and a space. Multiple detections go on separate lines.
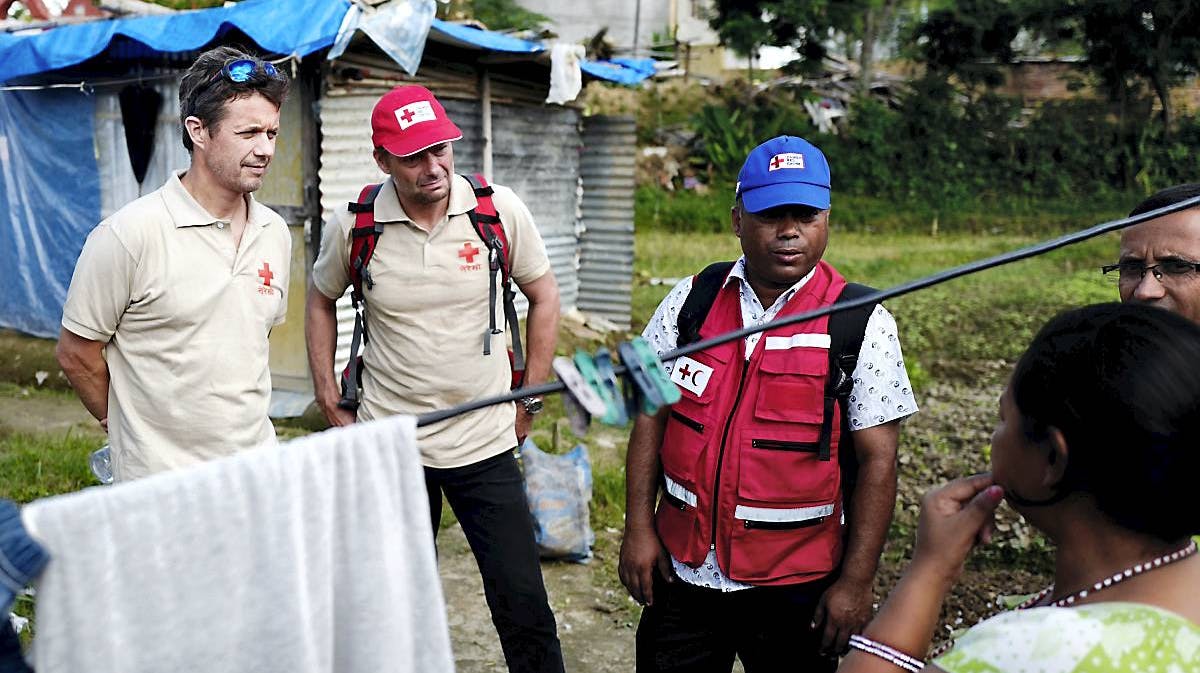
89, 444, 113, 485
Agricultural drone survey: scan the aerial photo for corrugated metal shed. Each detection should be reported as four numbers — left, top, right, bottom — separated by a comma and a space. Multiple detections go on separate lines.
576, 115, 636, 329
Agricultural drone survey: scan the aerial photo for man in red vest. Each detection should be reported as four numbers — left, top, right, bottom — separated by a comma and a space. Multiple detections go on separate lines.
620, 136, 918, 672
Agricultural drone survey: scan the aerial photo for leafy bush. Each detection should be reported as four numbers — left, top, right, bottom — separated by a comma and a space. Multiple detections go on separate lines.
635, 185, 730, 233
691, 81, 814, 181
663, 72, 1196, 211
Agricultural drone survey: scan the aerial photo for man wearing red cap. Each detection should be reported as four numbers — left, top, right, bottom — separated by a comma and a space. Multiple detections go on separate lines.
305, 85, 564, 672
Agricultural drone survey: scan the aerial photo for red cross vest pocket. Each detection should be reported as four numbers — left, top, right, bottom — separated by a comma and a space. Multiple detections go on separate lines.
726, 500, 842, 584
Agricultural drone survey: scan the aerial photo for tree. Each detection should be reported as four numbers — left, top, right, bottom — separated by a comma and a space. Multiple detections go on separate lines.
708, 0, 911, 98
910, 0, 1022, 89
1027, 0, 1200, 127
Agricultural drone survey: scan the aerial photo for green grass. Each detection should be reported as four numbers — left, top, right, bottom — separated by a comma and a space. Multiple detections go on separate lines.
636, 186, 1136, 237
0, 429, 98, 502
0, 330, 70, 392
634, 229, 1120, 382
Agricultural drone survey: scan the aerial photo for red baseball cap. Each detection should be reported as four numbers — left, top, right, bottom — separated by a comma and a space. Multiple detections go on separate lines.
370, 85, 463, 157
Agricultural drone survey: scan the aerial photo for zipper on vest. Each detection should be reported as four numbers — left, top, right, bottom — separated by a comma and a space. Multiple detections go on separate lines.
743, 517, 826, 530
710, 359, 750, 550
670, 410, 704, 433
750, 438, 820, 452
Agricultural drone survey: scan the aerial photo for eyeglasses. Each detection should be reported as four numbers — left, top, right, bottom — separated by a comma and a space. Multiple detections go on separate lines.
218, 59, 282, 83
1100, 259, 1200, 284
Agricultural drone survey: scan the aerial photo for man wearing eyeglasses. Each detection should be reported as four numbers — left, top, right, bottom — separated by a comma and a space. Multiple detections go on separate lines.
55, 46, 292, 481
1106, 184, 1200, 324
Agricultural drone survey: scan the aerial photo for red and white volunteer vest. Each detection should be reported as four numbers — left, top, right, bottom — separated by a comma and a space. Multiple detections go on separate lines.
656, 260, 848, 586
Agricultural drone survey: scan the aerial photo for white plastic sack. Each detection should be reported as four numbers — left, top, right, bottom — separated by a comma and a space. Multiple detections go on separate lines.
521, 439, 594, 562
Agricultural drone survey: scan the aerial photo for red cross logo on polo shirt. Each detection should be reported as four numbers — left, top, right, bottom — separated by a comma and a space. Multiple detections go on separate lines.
677, 363, 692, 379
258, 262, 274, 287
399, 108, 416, 124
459, 242, 481, 264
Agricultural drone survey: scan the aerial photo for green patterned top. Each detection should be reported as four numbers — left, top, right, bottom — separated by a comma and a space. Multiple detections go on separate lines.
935, 602, 1200, 673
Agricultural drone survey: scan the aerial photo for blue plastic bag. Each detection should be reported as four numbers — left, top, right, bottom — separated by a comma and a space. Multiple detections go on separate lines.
520, 439, 594, 563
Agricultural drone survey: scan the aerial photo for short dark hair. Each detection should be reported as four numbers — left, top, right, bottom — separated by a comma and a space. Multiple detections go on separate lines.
178, 46, 290, 153
1010, 303, 1200, 541
1129, 183, 1200, 217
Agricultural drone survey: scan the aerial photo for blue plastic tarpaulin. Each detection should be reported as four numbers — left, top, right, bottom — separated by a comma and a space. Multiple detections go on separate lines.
582, 57, 657, 86
0, 0, 351, 84
0, 0, 651, 86
0, 89, 100, 338
429, 19, 544, 54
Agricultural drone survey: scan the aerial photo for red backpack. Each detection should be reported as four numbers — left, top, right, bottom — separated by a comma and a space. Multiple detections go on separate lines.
337, 174, 525, 411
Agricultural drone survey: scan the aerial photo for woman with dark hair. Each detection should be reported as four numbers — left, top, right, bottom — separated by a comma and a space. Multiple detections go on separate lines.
840, 303, 1200, 673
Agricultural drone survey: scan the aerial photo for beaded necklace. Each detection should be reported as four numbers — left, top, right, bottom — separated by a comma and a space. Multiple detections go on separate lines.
930, 539, 1197, 659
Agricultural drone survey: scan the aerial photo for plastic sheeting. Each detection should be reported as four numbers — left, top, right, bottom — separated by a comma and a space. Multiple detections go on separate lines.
94, 79, 191, 219
0, 89, 100, 338
329, 0, 436, 75
0, 0, 651, 87
0, 0, 351, 84
429, 19, 543, 54
581, 57, 657, 86
520, 439, 594, 563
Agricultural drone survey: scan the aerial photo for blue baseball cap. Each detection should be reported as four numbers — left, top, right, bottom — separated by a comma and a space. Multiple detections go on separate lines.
735, 136, 831, 213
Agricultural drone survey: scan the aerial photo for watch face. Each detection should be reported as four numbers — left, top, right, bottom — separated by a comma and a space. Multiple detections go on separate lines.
523, 397, 544, 414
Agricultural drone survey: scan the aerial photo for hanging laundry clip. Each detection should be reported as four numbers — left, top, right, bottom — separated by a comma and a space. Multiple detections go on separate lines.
574, 349, 624, 426
617, 337, 681, 416
552, 356, 607, 435
590, 348, 629, 426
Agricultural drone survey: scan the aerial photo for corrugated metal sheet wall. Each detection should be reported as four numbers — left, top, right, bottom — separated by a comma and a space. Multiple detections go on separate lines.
441, 97, 584, 312
577, 115, 636, 329
317, 84, 582, 371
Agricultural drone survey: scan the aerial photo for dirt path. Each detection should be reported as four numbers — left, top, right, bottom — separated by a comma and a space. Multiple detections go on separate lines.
0, 387, 104, 439
438, 524, 636, 672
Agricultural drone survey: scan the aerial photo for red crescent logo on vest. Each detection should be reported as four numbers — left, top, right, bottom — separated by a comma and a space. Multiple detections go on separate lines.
670, 356, 713, 396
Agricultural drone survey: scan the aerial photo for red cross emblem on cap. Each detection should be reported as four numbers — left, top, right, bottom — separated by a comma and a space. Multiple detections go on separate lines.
399, 108, 416, 124
459, 242, 481, 264
770, 155, 784, 169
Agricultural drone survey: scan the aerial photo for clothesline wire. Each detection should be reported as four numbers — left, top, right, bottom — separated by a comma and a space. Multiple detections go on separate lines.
415, 194, 1200, 427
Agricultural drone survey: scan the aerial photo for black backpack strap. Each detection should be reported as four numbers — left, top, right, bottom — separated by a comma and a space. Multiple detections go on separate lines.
462, 174, 524, 379
677, 261, 736, 347
825, 283, 878, 498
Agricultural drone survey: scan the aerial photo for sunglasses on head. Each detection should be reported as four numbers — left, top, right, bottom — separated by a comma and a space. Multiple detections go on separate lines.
217, 58, 282, 83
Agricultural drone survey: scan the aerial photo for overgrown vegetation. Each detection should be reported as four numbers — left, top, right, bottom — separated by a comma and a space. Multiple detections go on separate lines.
675, 77, 1200, 209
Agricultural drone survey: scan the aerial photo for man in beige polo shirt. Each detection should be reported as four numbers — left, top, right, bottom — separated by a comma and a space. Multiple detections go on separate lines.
305, 85, 564, 673
55, 46, 292, 482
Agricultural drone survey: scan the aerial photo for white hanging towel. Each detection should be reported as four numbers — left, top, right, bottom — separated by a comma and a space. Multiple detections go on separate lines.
546, 42, 586, 105
22, 415, 453, 673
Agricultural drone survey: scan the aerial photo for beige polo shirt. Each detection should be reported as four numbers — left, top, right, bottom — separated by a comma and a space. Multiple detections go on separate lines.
62, 171, 292, 481
313, 174, 551, 468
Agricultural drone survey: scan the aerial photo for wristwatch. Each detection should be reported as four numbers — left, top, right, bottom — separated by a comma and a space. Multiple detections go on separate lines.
520, 396, 544, 415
